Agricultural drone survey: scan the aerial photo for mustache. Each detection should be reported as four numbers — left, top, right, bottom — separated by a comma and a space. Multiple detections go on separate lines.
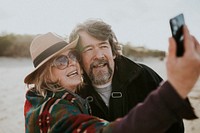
90, 58, 108, 68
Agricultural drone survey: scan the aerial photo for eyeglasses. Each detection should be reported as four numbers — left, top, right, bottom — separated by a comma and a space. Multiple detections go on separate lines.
51, 50, 80, 70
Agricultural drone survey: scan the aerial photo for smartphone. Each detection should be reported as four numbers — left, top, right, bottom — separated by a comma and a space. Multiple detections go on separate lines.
169, 13, 185, 57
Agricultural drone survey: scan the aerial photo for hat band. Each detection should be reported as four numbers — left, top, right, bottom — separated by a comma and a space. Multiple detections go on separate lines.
33, 41, 67, 67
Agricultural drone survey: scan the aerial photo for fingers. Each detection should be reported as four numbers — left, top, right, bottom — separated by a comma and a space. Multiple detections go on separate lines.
193, 36, 200, 46
192, 36, 200, 52
168, 37, 176, 59
183, 25, 195, 54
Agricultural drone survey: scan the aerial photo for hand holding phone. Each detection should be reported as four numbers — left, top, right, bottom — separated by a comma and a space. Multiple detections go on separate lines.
169, 13, 185, 57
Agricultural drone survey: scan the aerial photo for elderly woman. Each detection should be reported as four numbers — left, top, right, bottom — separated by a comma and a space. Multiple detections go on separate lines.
24, 31, 197, 133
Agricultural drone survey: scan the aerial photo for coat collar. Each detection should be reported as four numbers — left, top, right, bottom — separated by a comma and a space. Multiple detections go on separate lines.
113, 55, 143, 84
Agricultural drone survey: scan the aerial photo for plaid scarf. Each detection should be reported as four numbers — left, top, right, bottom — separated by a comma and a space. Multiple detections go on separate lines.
24, 89, 114, 133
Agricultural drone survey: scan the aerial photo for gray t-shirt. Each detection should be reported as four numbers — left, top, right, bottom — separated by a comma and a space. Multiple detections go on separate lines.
94, 84, 112, 107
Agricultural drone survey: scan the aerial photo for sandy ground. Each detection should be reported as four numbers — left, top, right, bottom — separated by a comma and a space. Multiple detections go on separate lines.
0, 57, 199, 133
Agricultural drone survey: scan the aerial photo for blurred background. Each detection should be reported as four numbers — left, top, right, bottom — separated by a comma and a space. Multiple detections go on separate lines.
0, 0, 200, 133
0, 0, 200, 52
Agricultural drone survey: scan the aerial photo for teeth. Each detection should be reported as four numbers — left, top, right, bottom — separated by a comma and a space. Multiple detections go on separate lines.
67, 70, 78, 77
97, 64, 104, 67
94, 63, 105, 68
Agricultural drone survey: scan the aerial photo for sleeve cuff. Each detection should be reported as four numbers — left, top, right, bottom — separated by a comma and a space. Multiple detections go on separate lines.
159, 81, 198, 119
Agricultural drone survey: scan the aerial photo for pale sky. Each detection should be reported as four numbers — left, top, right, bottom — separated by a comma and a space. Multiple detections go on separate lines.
0, 0, 200, 51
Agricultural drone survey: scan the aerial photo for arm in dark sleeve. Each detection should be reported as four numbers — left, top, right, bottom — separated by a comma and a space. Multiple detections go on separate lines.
113, 81, 197, 133
50, 82, 197, 133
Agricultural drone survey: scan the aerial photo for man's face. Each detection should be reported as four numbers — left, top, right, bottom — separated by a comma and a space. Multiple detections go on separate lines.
78, 31, 115, 86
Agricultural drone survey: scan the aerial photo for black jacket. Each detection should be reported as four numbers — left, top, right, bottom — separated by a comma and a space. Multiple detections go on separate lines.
78, 56, 184, 133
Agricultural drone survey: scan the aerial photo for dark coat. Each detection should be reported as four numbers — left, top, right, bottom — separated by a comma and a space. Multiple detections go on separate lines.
78, 55, 184, 133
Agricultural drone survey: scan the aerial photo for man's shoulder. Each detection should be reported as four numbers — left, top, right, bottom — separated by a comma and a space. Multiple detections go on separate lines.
115, 56, 154, 72
115, 56, 141, 68
115, 56, 162, 81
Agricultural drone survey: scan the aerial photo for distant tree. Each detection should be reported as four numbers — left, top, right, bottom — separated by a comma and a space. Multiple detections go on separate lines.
122, 43, 166, 60
0, 33, 165, 58
0, 34, 15, 56
0, 33, 34, 57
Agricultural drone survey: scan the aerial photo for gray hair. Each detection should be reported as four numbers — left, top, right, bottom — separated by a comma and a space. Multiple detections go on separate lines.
69, 19, 122, 56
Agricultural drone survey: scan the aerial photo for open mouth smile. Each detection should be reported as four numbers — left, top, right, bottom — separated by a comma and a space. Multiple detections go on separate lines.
67, 70, 78, 77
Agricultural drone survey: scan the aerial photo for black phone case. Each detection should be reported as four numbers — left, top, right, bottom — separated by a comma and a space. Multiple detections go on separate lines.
169, 14, 185, 57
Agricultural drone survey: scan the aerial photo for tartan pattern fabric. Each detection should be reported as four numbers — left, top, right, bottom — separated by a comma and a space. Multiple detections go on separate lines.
24, 89, 114, 133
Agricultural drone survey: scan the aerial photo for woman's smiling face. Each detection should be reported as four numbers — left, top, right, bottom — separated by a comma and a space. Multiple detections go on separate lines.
51, 49, 82, 92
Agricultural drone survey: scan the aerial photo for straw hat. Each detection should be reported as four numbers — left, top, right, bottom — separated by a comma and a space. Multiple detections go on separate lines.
24, 32, 79, 84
